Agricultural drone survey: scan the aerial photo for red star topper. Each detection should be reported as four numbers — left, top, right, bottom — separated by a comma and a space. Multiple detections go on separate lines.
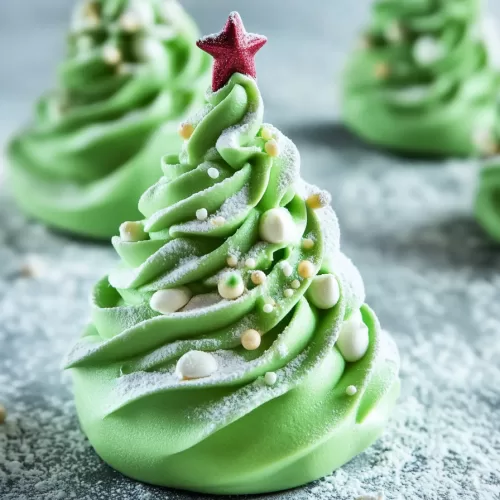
196, 12, 267, 92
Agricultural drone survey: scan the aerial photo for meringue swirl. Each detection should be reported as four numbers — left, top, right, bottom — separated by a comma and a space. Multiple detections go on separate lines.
476, 159, 500, 241
66, 73, 400, 495
343, 0, 500, 157
7, 0, 210, 238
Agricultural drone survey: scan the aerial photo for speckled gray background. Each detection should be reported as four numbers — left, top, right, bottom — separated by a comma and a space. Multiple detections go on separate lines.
1, 2, 500, 499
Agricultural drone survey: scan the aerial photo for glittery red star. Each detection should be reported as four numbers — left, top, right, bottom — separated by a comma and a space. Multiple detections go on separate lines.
196, 12, 267, 92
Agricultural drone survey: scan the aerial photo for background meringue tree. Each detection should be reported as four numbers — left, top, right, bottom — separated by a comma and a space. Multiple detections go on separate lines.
343, 0, 500, 157
8, 0, 210, 238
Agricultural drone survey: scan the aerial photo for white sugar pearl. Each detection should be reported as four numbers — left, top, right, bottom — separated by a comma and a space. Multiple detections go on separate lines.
150, 287, 192, 314
284, 288, 293, 298
345, 385, 357, 396
241, 329, 261, 350
263, 303, 274, 313
245, 258, 256, 269
291, 279, 300, 289
251, 270, 266, 285
259, 208, 296, 244
119, 221, 146, 242
336, 310, 369, 362
226, 255, 238, 267
196, 208, 208, 221
176, 350, 217, 380
218, 273, 244, 300
307, 274, 340, 309
103, 45, 121, 65
264, 371, 277, 386
413, 36, 444, 66
207, 167, 220, 179
280, 261, 293, 277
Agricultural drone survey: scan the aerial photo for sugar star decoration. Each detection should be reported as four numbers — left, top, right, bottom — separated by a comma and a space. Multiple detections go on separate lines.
196, 12, 267, 91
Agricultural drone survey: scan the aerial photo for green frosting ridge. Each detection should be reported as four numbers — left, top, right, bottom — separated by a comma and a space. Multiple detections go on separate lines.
475, 160, 500, 241
343, 0, 500, 157
66, 73, 400, 495
7, 0, 210, 238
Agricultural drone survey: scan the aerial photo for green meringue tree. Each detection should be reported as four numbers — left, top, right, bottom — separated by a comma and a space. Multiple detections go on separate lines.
343, 0, 500, 157
65, 12, 400, 495
8, 0, 210, 238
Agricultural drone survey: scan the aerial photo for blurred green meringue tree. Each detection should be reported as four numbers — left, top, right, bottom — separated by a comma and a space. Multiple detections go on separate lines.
343, 0, 500, 157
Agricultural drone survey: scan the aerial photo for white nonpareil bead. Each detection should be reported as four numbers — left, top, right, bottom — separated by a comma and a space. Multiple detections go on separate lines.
280, 261, 293, 277
413, 36, 444, 66
264, 371, 277, 386
207, 167, 220, 179
259, 208, 296, 244
345, 385, 357, 396
103, 45, 121, 64
307, 274, 340, 310
150, 287, 192, 314
336, 309, 369, 362
176, 350, 217, 380
196, 208, 208, 221
245, 258, 256, 269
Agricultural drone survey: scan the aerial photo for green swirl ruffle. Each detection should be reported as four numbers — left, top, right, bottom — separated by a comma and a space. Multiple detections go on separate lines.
7, 0, 210, 238
65, 73, 400, 494
343, 0, 500, 156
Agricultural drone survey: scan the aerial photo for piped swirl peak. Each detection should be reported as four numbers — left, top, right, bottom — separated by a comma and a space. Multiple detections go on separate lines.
66, 11, 400, 495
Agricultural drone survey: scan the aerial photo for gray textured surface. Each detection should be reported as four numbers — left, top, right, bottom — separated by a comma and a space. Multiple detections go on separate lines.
1, 1, 500, 499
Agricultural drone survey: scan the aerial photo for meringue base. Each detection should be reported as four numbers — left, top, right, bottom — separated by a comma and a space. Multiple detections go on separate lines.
71, 311, 400, 495
343, 93, 494, 158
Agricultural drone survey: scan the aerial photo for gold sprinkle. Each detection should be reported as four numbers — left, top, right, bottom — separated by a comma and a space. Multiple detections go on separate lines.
298, 260, 315, 279
265, 139, 280, 157
241, 329, 261, 350
306, 192, 330, 210
178, 122, 194, 140
251, 270, 266, 285
374, 62, 390, 79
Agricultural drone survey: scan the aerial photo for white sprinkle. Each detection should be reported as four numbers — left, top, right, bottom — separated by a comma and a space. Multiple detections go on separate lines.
280, 261, 293, 277
263, 303, 274, 313
226, 255, 238, 267
291, 279, 300, 289
207, 167, 220, 179
102, 45, 121, 65
413, 36, 444, 66
284, 288, 294, 298
196, 208, 208, 221
264, 372, 278, 386
245, 258, 256, 269
346, 385, 357, 396
259, 208, 296, 244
